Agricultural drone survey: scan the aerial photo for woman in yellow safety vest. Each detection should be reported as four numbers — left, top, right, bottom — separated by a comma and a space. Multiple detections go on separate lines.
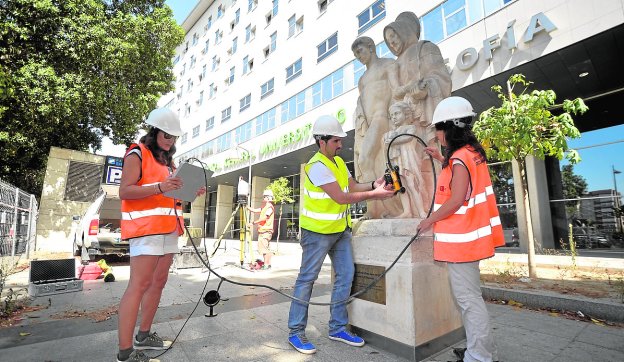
419, 97, 504, 362
117, 108, 204, 362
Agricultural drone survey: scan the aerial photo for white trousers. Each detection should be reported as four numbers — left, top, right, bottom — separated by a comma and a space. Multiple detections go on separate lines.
448, 261, 496, 362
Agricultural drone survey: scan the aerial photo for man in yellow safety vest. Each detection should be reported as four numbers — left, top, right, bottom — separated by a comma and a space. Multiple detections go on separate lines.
287, 115, 395, 354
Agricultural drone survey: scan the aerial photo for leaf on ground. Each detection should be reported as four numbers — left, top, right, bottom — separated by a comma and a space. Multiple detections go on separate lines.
590, 318, 606, 326
19, 332, 30, 336
508, 300, 523, 307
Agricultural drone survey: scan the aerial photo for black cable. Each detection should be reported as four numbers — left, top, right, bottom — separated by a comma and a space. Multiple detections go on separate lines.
183, 144, 437, 306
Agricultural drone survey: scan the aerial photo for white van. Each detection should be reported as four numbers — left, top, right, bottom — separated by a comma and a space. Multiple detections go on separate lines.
72, 190, 128, 259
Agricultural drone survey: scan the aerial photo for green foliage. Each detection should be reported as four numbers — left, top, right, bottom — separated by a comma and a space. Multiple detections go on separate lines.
0, 0, 184, 196
268, 177, 295, 205
474, 74, 588, 164
561, 164, 588, 218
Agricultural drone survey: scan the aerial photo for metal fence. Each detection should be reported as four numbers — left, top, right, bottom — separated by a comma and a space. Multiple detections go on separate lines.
0, 179, 38, 257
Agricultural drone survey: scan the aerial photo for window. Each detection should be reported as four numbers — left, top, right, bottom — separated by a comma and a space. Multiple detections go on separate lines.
201, 140, 215, 158
184, 103, 191, 116
215, 29, 222, 44
235, 121, 252, 144
227, 66, 235, 85
178, 85, 183, 99
318, 0, 333, 13
217, 4, 224, 19
272, 0, 279, 16
190, 55, 196, 68
192, 32, 199, 45
187, 78, 193, 92
197, 91, 204, 106
357, 0, 385, 34
212, 56, 220, 71
173, 55, 180, 65
270, 32, 277, 52
240, 93, 251, 111
180, 63, 186, 76
260, 78, 274, 99
181, 133, 188, 144
245, 25, 256, 42
206, 116, 214, 131
285, 58, 302, 83
231, 37, 238, 54
209, 83, 216, 98
192, 125, 200, 138
221, 106, 232, 122
248, 0, 257, 12
207, 16, 212, 30
422, 0, 467, 42
202, 39, 209, 54
312, 68, 343, 107
288, 15, 296, 37
317, 32, 338, 62
234, 8, 240, 26
200, 64, 207, 81
256, 108, 276, 136
216, 132, 232, 153
280, 91, 306, 123
242, 56, 249, 74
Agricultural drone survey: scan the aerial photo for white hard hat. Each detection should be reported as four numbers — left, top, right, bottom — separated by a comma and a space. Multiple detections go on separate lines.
145, 108, 184, 136
432, 97, 476, 128
312, 115, 347, 138
263, 189, 274, 198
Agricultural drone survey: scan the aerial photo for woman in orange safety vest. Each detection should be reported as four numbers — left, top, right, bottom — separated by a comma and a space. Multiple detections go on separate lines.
117, 108, 205, 362
419, 97, 504, 362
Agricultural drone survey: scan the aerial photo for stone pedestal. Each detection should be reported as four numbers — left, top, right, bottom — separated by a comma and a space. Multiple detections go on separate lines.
348, 219, 464, 361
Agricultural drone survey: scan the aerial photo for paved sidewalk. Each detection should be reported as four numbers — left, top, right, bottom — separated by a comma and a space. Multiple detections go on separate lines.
1, 240, 622, 361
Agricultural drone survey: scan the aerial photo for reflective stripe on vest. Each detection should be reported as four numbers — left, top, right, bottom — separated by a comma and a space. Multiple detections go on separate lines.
121, 143, 183, 240
433, 186, 495, 215
433, 147, 505, 262
122, 207, 178, 220
300, 152, 351, 234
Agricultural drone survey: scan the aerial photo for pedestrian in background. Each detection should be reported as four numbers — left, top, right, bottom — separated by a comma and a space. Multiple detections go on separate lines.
419, 97, 504, 362
118, 108, 205, 362
247, 188, 276, 270
287, 115, 395, 354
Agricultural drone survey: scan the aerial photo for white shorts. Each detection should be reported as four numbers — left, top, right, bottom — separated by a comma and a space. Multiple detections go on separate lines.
129, 232, 179, 257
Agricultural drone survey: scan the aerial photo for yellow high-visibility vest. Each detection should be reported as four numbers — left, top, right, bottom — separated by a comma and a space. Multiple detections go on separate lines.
300, 152, 351, 234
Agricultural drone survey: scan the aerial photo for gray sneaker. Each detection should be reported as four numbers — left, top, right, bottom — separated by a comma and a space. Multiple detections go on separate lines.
116, 349, 160, 362
133, 332, 172, 350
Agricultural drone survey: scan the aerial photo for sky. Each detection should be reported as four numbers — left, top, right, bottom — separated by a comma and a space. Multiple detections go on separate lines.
99, 1, 624, 195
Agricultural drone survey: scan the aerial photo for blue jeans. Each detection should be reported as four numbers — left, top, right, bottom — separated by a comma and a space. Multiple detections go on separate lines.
288, 228, 354, 336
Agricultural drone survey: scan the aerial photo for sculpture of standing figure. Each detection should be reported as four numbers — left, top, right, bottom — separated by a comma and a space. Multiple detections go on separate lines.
352, 36, 401, 218
384, 101, 427, 218
383, 12, 452, 211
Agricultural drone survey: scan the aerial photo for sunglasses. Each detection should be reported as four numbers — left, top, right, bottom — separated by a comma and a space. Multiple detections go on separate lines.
162, 131, 177, 140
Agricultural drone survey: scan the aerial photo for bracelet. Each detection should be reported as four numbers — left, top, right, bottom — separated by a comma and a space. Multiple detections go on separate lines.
371, 181, 375, 190
157, 183, 163, 193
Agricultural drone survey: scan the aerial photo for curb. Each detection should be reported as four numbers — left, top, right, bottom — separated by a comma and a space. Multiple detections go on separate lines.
482, 286, 624, 323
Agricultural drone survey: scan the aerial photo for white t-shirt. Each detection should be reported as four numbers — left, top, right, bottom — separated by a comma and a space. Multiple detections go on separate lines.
308, 161, 352, 187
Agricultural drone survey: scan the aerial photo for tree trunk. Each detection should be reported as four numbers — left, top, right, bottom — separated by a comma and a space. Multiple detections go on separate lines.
275, 203, 283, 253
518, 159, 538, 278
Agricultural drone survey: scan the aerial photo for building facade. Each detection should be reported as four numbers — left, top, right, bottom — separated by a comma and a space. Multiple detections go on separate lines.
161, 0, 624, 246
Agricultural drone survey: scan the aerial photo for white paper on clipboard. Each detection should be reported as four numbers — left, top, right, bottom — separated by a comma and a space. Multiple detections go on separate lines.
163, 162, 212, 202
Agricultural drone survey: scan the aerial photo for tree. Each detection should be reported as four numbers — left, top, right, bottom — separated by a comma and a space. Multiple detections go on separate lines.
0, 0, 184, 196
267, 177, 295, 252
561, 164, 588, 219
474, 74, 588, 278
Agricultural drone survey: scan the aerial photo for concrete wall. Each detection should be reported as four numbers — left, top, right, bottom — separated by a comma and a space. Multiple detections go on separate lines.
36, 147, 105, 252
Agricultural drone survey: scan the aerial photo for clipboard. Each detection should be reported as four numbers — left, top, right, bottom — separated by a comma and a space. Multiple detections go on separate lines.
163, 162, 213, 202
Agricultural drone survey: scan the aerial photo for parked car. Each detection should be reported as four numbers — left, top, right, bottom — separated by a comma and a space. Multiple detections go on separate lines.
72, 192, 128, 260
573, 234, 610, 249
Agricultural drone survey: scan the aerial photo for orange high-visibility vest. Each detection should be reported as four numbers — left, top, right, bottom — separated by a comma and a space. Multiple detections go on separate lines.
121, 143, 183, 240
433, 146, 504, 262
